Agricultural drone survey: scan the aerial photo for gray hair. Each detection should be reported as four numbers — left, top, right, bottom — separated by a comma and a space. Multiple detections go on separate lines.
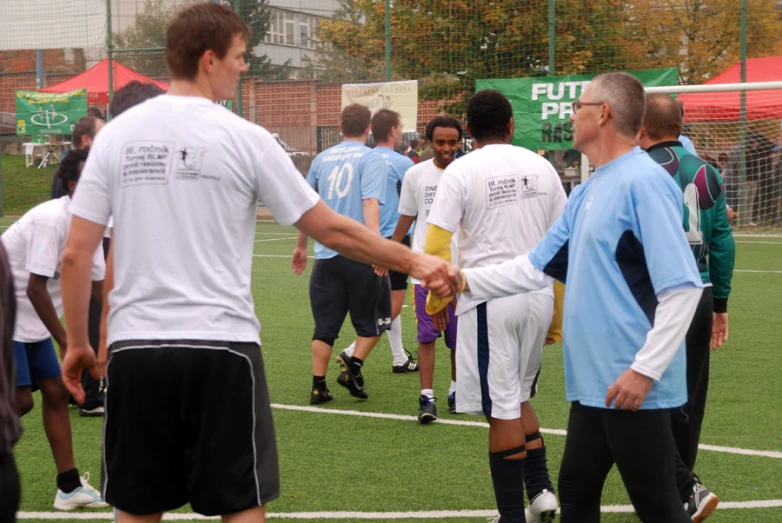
588, 72, 646, 138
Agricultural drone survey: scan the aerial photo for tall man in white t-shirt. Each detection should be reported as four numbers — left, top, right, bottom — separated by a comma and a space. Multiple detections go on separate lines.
2, 148, 107, 511
392, 116, 462, 423
58, 4, 450, 522
424, 91, 566, 523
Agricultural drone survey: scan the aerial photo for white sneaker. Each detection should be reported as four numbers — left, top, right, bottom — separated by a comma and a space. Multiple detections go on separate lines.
53, 472, 109, 510
526, 489, 558, 522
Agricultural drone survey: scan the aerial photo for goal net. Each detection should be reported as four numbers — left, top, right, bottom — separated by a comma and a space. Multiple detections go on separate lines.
647, 82, 782, 233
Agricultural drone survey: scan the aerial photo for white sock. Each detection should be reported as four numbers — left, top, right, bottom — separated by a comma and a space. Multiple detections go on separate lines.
449, 380, 457, 395
344, 341, 356, 358
389, 316, 406, 364
421, 388, 434, 400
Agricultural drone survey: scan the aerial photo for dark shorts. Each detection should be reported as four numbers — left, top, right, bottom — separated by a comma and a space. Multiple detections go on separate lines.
0, 452, 20, 522
413, 284, 457, 349
103, 340, 278, 516
13, 339, 61, 387
310, 255, 392, 343
387, 235, 411, 291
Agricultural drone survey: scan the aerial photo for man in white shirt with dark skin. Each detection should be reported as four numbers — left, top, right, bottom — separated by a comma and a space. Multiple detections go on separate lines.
58, 4, 451, 523
422, 92, 565, 523
431, 73, 703, 523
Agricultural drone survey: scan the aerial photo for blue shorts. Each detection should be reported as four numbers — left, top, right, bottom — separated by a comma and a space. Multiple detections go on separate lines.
13, 339, 61, 388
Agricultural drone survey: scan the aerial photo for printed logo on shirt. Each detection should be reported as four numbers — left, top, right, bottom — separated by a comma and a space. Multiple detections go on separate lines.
176, 146, 207, 180
487, 176, 519, 208
121, 141, 173, 187
520, 175, 539, 198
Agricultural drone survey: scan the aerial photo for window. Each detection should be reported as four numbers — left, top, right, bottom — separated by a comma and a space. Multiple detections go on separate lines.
264, 10, 284, 44
299, 18, 310, 49
263, 9, 321, 49
285, 11, 296, 45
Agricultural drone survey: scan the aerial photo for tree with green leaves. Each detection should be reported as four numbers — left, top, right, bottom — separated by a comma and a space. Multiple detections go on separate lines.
315, 0, 635, 115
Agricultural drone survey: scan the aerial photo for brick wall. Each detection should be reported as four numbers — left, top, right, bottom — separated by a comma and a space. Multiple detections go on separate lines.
2, 70, 459, 152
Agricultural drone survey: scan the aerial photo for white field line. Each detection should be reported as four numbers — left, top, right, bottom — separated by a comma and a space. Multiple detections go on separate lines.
255, 232, 299, 236
735, 241, 782, 245
734, 270, 782, 274
271, 404, 782, 459
255, 237, 298, 243
16, 500, 782, 520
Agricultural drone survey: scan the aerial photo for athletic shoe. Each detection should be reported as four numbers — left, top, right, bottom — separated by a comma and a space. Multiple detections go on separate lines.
447, 392, 457, 413
337, 371, 368, 399
418, 395, 438, 424
685, 483, 719, 522
53, 473, 108, 510
392, 358, 419, 373
310, 387, 334, 405
525, 489, 558, 522
78, 406, 104, 417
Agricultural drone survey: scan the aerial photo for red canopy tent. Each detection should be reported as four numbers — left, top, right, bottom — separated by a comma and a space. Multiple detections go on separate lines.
40, 59, 168, 104
679, 57, 782, 122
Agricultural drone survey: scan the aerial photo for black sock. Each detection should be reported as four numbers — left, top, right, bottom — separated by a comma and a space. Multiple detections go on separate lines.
524, 446, 555, 501
312, 376, 327, 391
57, 468, 81, 494
349, 357, 364, 376
489, 451, 527, 523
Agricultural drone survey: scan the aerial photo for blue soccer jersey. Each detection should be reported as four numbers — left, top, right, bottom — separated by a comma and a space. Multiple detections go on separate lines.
306, 141, 386, 259
527, 148, 702, 409
375, 146, 414, 238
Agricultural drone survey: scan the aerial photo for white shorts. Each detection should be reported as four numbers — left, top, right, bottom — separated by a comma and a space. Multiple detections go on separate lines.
455, 292, 553, 420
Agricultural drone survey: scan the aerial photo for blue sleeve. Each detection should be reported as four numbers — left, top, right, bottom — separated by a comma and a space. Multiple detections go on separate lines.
633, 179, 703, 294
305, 155, 320, 190
528, 212, 570, 283
360, 150, 387, 204
399, 156, 414, 181
527, 183, 583, 283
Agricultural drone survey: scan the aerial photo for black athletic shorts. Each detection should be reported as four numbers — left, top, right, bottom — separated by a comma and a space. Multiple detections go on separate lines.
310, 255, 392, 343
103, 340, 279, 516
387, 235, 411, 291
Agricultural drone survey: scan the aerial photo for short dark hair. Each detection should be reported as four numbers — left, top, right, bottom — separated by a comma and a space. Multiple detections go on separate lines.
110, 81, 165, 118
643, 93, 683, 141
341, 104, 372, 137
370, 109, 401, 143
425, 116, 463, 142
58, 147, 89, 189
165, 3, 250, 81
410, 139, 419, 149
72, 117, 100, 148
466, 90, 512, 141
88, 107, 105, 120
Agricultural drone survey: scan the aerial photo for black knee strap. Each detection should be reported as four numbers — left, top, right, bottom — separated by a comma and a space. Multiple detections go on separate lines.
525, 431, 543, 444
491, 445, 527, 459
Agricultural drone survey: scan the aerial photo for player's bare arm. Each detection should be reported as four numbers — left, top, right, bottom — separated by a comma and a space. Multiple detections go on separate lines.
390, 214, 416, 244
294, 200, 450, 285
60, 216, 106, 401
27, 273, 68, 353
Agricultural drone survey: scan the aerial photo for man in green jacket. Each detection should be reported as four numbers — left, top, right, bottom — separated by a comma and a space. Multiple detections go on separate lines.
639, 93, 735, 523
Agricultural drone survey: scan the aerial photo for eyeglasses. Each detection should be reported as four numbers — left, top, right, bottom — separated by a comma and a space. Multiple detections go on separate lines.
572, 100, 605, 114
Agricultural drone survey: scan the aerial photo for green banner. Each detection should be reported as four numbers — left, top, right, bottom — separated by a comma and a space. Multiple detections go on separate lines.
476, 68, 678, 151
15, 88, 88, 136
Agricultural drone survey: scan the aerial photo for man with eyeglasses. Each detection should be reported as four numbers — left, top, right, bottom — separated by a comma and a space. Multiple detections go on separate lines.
431, 72, 703, 522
